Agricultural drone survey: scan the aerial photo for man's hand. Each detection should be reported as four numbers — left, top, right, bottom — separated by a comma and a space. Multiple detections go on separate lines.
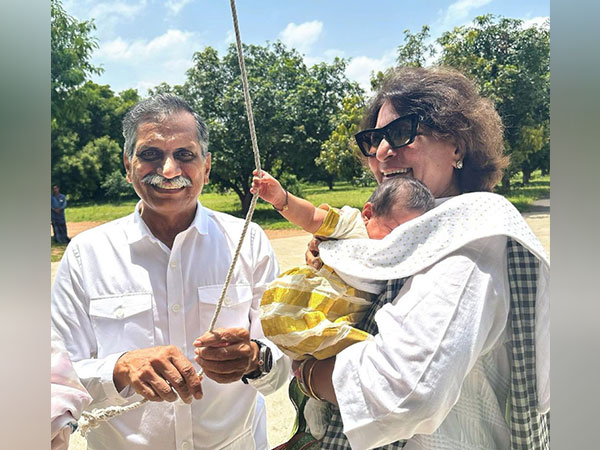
113, 345, 203, 403
193, 328, 259, 384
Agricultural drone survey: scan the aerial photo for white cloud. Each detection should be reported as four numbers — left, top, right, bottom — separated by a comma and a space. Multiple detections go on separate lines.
225, 29, 236, 44
279, 21, 324, 54
89, 0, 147, 21
94, 29, 203, 94
346, 50, 397, 94
165, 0, 194, 16
97, 29, 198, 61
440, 0, 492, 29
522, 16, 550, 30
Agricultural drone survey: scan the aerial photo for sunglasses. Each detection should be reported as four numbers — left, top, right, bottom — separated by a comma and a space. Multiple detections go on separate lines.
354, 113, 429, 157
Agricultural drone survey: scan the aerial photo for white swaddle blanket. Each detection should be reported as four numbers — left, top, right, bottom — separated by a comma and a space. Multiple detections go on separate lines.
319, 191, 550, 412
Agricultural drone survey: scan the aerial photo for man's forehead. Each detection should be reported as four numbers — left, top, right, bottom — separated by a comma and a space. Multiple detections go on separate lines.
135, 114, 198, 148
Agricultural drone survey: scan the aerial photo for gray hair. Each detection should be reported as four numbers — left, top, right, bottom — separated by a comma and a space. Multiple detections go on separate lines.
368, 177, 435, 218
122, 93, 209, 160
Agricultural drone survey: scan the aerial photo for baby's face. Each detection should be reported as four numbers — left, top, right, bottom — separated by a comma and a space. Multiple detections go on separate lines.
365, 207, 422, 240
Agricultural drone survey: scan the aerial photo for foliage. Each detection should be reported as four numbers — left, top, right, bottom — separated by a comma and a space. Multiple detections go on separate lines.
101, 170, 135, 200
437, 15, 550, 189
179, 42, 363, 213
51, 0, 141, 201
53, 136, 123, 200
51, 0, 102, 123
317, 95, 367, 182
396, 25, 436, 67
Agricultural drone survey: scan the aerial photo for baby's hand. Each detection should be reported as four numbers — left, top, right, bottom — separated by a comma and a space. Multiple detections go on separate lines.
251, 170, 284, 205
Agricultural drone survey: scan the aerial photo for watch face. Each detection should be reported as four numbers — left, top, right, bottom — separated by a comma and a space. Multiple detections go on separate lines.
261, 344, 273, 374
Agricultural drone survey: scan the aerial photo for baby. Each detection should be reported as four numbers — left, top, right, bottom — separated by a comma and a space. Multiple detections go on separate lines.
251, 170, 435, 361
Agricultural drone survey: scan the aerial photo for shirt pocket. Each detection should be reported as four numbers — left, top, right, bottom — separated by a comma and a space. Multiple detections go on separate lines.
89, 293, 155, 356
197, 285, 253, 330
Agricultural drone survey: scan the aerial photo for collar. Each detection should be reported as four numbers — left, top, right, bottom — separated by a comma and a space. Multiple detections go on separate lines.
126, 200, 209, 245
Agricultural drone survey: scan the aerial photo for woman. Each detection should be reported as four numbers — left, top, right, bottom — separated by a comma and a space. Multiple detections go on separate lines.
296, 67, 550, 450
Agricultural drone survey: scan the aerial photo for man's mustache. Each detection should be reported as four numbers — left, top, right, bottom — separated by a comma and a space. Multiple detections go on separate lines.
141, 174, 192, 189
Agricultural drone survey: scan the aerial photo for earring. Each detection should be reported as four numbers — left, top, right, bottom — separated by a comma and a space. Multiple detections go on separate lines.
456, 160, 463, 169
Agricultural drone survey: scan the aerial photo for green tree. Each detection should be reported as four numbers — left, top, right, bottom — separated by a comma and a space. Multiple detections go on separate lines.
182, 42, 362, 213
53, 136, 123, 200
437, 15, 550, 189
396, 25, 436, 67
317, 94, 366, 181
51, 0, 102, 123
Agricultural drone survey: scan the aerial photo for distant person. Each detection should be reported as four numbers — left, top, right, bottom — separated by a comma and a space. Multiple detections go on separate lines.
51, 185, 69, 244
251, 171, 435, 361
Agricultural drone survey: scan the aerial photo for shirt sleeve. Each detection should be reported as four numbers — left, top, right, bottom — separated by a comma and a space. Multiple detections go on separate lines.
51, 243, 133, 408
246, 224, 292, 393
332, 236, 509, 449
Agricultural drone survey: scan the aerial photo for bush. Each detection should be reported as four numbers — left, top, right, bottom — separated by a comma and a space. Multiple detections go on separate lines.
278, 172, 303, 198
101, 170, 135, 200
351, 170, 376, 187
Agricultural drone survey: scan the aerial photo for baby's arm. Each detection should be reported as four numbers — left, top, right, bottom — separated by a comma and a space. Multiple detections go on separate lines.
251, 170, 328, 233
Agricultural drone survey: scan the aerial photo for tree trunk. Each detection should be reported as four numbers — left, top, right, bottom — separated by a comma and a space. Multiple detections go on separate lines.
498, 173, 511, 194
327, 175, 334, 190
522, 169, 531, 185
240, 192, 252, 216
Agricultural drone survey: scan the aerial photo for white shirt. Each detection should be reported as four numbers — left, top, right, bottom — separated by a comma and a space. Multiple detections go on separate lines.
51, 201, 291, 450
321, 193, 550, 450
333, 236, 511, 450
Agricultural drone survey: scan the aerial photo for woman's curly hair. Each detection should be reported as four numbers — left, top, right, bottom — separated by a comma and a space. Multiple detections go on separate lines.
362, 66, 509, 192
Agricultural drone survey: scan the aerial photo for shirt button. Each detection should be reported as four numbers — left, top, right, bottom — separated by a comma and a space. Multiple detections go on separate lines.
171, 304, 181, 313
115, 307, 124, 319
170, 261, 177, 268
181, 441, 190, 450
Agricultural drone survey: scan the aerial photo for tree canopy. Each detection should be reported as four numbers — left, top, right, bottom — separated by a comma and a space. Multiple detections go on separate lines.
177, 42, 362, 212
51, 2, 549, 205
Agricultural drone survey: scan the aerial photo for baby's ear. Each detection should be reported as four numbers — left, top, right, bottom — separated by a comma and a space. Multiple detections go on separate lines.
361, 202, 373, 225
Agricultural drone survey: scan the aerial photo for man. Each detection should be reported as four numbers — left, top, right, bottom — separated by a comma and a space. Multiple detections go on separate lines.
51, 94, 290, 450
51, 185, 69, 244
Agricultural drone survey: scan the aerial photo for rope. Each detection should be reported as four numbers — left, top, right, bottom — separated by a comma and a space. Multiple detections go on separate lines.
77, 0, 263, 437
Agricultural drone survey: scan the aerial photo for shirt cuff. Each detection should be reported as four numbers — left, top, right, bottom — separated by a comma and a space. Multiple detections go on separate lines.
246, 339, 291, 395
100, 352, 135, 404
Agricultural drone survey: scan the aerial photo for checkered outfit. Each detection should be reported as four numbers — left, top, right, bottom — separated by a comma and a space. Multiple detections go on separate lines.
320, 239, 549, 449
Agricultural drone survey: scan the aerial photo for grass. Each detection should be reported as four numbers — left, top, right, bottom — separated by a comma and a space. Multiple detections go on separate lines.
500, 171, 550, 212
51, 171, 549, 262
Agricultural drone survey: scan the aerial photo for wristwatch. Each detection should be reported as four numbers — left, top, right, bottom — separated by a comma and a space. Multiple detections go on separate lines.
241, 339, 273, 384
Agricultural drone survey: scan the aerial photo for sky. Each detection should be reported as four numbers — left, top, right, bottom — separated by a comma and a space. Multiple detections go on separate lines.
62, 0, 549, 96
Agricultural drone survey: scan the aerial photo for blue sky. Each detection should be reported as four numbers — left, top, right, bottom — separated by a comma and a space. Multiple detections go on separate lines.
62, 0, 549, 95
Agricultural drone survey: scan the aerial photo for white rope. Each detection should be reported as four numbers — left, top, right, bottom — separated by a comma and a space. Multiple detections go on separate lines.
77, 0, 263, 437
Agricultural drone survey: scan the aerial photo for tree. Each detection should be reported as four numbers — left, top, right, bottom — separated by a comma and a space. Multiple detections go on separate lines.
317, 94, 367, 181
51, 0, 102, 125
396, 25, 436, 67
181, 42, 362, 213
437, 15, 550, 189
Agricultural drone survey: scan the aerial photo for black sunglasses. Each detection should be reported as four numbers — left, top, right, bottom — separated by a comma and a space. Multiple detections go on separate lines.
354, 113, 428, 157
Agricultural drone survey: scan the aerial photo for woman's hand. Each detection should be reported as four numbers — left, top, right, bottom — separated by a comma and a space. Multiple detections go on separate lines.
292, 357, 338, 406
305, 236, 324, 269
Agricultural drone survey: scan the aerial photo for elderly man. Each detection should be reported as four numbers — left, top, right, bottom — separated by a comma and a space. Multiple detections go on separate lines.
51, 94, 290, 450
